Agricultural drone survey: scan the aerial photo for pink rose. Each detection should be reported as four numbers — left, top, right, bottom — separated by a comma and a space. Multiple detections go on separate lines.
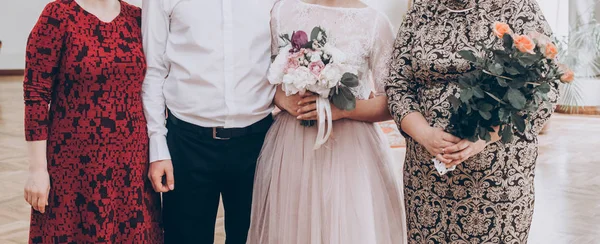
291, 31, 309, 50
285, 58, 300, 73
308, 60, 325, 77
285, 50, 305, 72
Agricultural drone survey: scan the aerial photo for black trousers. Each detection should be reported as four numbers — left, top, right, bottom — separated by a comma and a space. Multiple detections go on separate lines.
163, 116, 270, 244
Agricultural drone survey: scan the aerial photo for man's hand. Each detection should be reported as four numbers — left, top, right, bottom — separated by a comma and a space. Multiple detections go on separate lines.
274, 86, 315, 117
148, 159, 174, 193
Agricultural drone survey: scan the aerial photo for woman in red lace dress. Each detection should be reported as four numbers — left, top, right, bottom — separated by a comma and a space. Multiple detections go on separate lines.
22, 1, 162, 243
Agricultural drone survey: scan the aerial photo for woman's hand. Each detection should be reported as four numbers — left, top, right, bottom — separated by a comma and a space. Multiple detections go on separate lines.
273, 87, 316, 117
24, 168, 50, 213
441, 126, 500, 166
296, 97, 348, 121
415, 127, 461, 163
441, 139, 488, 167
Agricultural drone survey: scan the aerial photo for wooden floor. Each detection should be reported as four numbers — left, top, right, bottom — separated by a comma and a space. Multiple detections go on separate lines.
1, 76, 599, 243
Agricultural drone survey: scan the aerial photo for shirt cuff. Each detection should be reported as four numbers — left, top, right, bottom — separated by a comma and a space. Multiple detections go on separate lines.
149, 134, 171, 163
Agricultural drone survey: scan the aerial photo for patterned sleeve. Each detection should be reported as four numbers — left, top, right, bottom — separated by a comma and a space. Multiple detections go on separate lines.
509, 0, 559, 139
369, 12, 396, 96
385, 10, 421, 132
23, 2, 66, 141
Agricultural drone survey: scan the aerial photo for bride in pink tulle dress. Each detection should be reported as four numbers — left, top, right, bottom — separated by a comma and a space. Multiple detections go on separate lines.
247, 1, 406, 243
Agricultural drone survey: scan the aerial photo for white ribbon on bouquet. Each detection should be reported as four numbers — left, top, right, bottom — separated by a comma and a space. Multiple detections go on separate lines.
313, 97, 333, 150
432, 158, 457, 176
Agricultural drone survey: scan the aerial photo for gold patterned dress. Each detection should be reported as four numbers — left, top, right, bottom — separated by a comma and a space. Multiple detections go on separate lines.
385, 0, 558, 243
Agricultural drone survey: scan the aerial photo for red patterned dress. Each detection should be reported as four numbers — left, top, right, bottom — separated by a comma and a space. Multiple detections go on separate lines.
23, 1, 162, 243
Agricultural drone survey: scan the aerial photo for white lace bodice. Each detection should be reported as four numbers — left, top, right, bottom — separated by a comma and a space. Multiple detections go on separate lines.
271, 0, 396, 100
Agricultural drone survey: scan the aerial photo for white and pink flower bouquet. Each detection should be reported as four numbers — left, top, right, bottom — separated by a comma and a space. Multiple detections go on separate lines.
268, 27, 358, 149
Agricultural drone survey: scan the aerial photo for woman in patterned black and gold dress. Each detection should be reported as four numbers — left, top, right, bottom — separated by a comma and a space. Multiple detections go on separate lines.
386, 0, 558, 243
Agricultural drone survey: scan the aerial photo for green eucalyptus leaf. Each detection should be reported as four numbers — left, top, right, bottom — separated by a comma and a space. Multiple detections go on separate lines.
460, 88, 474, 102
507, 88, 526, 109
511, 114, 526, 132
340, 72, 359, 87
310, 27, 322, 41
501, 125, 514, 143
472, 86, 485, 98
331, 86, 356, 111
488, 63, 504, 75
479, 110, 492, 120
479, 102, 494, 112
467, 135, 479, 142
538, 82, 551, 93
518, 53, 538, 66
497, 77, 508, 87
447, 95, 461, 111
508, 79, 526, 89
458, 75, 473, 89
458, 50, 478, 62
478, 127, 487, 140
505, 66, 521, 75
498, 108, 509, 121
484, 130, 492, 141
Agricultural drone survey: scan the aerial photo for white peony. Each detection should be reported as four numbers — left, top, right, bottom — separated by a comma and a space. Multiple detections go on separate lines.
322, 43, 346, 64
307, 83, 331, 97
267, 45, 291, 85
282, 66, 317, 96
319, 63, 344, 89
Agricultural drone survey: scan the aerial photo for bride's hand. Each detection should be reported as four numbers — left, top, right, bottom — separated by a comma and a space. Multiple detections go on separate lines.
273, 87, 315, 117
296, 98, 347, 121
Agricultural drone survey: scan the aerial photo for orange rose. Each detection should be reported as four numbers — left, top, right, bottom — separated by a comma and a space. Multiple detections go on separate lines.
513, 35, 536, 54
543, 42, 558, 59
560, 69, 575, 83
493, 22, 512, 38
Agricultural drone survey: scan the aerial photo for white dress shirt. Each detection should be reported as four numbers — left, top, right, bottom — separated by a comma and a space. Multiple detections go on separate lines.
141, 0, 276, 162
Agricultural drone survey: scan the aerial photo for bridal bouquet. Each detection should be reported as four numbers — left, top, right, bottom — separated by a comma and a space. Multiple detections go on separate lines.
268, 27, 359, 149
435, 22, 574, 175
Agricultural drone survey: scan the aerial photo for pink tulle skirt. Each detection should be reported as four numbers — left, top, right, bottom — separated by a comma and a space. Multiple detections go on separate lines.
248, 112, 406, 244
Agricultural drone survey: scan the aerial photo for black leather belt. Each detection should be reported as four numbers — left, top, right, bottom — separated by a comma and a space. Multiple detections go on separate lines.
167, 111, 273, 140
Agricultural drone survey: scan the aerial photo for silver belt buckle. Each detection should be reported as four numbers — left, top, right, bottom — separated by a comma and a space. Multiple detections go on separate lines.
212, 127, 230, 140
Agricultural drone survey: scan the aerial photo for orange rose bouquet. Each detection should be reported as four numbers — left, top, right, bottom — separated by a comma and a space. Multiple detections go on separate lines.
448, 22, 573, 143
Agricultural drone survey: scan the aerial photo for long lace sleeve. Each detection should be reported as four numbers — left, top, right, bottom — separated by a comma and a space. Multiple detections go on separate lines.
369, 13, 396, 96
23, 2, 66, 141
385, 11, 420, 132
509, 0, 559, 139
270, 1, 284, 57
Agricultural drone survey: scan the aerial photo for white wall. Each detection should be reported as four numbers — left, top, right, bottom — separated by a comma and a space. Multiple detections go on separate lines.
0, 0, 141, 70
0, 0, 570, 70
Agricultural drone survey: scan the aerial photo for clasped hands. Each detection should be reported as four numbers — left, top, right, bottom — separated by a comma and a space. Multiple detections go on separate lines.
274, 89, 347, 122
417, 127, 491, 167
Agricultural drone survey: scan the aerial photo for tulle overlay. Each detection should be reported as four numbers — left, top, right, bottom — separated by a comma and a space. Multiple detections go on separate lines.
248, 112, 406, 244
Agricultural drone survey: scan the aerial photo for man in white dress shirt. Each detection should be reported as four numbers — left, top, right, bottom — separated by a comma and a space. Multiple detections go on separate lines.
140, 0, 295, 243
